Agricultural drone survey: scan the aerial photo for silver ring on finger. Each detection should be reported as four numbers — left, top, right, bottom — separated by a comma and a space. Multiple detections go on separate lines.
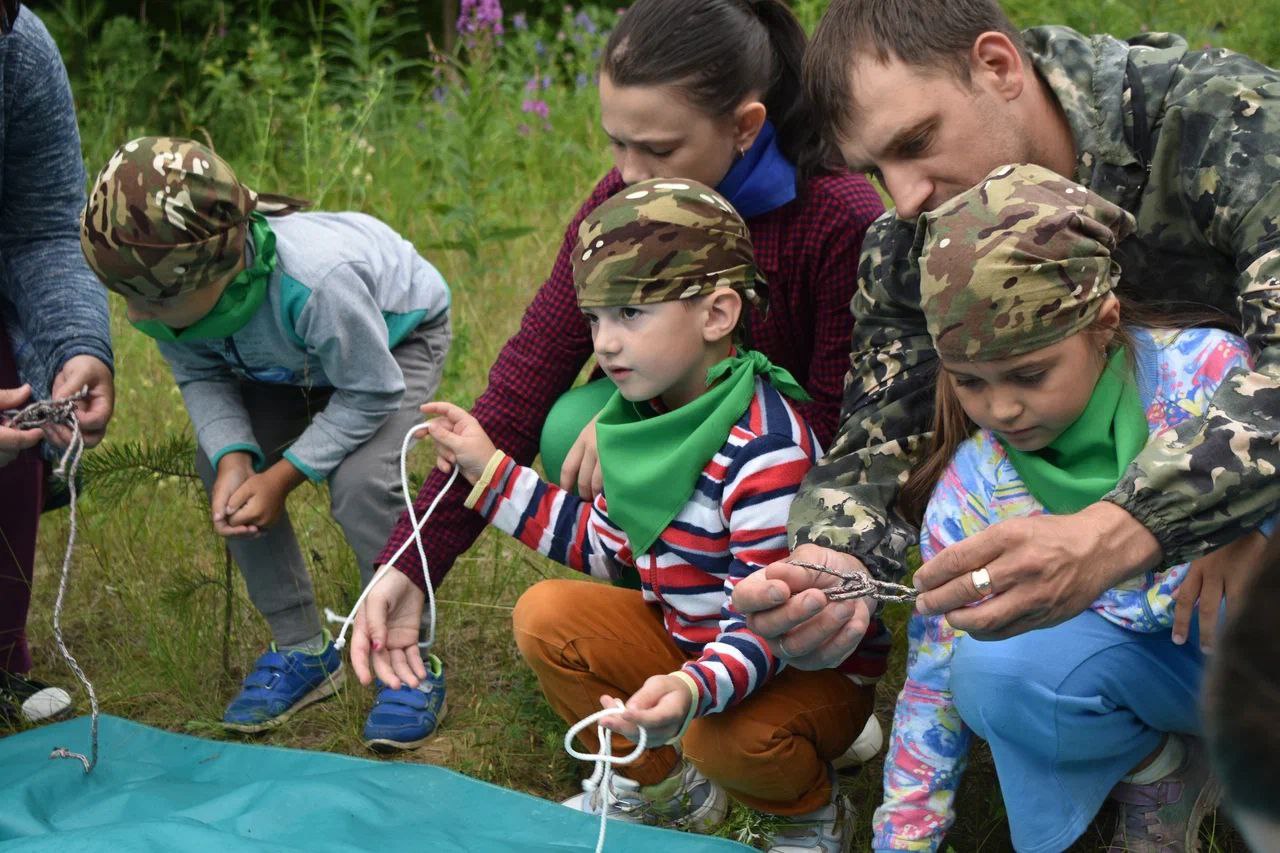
971, 567, 994, 597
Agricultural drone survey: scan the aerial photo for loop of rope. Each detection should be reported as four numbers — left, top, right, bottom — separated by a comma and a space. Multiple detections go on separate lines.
332, 423, 459, 652
3, 388, 97, 773
564, 703, 648, 853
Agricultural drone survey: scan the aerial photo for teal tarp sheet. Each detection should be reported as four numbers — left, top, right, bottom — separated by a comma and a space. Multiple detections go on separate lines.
0, 715, 750, 852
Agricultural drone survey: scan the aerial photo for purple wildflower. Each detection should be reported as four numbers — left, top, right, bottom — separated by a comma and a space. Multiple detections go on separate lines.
457, 0, 504, 37
521, 99, 551, 120
574, 11, 596, 34
575, 73, 589, 89
512, 12, 528, 31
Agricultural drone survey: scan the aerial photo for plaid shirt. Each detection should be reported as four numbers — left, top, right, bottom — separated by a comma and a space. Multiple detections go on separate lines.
379, 168, 883, 588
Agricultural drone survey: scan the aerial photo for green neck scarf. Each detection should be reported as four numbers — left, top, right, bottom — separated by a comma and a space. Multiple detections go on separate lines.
130, 214, 277, 343
999, 347, 1148, 515
595, 348, 810, 558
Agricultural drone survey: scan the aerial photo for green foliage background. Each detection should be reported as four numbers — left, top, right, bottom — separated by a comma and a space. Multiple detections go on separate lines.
23, 0, 1277, 848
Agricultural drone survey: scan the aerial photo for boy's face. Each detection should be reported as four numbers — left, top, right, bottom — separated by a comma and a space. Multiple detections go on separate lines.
942, 330, 1107, 451
584, 300, 715, 409
119, 282, 226, 330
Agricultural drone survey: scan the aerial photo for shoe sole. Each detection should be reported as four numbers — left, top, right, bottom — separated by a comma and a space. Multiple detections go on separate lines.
362, 698, 449, 753
221, 665, 346, 734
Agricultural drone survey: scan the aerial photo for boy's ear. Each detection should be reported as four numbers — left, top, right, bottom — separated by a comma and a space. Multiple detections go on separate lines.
1094, 293, 1121, 348
702, 288, 742, 343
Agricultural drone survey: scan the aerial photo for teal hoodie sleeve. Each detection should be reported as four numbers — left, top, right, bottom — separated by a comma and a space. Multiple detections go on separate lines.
280, 262, 407, 481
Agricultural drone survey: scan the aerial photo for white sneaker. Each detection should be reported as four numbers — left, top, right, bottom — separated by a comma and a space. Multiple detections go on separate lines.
833, 713, 883, 770
562, 758, 729, 833
767, 785, 854, 852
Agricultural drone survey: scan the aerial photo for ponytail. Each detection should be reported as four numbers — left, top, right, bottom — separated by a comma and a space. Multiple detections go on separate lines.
601, 0, 837, 184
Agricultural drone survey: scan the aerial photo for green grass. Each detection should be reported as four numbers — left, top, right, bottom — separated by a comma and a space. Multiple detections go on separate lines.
16, 0, 1275, 848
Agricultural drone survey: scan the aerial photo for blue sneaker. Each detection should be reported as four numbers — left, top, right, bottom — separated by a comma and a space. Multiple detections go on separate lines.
362, 654, 447, 752
222, 639, 344, 733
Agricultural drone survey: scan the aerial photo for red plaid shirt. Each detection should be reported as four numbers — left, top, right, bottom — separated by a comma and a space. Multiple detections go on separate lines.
379, 168, 883, 588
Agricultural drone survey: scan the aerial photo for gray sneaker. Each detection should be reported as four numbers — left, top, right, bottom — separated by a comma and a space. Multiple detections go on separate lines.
562, 758, 729, 833
1107, 738, 1221, 853
767, 786, 854, 852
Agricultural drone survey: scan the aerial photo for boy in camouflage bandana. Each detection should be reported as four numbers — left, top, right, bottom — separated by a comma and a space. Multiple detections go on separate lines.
81, 137, 453, 749
875, 163, 1275, 852
369, 180, 872, 850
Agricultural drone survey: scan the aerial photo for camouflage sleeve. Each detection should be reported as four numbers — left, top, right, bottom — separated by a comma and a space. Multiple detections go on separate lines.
788, 213, 935, 583
1105, 65, 1280, 563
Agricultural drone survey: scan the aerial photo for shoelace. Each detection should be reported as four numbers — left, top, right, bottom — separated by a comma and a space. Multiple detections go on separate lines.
2, 388, 98, 772
564, 703, 648, 853
331, 423, 459, 653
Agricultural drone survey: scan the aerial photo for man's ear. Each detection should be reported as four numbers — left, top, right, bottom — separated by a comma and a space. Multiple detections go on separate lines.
970, 31, 1026, 102
702, 288, 743, 343
733, 100, 768, 154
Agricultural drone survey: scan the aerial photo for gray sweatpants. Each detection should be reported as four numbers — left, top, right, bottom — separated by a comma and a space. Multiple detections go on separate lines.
195, 316, 452, 646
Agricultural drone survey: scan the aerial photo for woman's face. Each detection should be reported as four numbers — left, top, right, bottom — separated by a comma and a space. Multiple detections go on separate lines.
598, 73, 758, 188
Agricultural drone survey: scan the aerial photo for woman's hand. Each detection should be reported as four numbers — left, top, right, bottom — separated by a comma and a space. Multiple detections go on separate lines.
598, 674, 695, 746
350, 566, 428, 689
47, 355, 115, 448
0, 385, 43, 467
419, 401, 498, 484
560, 415, 603, 500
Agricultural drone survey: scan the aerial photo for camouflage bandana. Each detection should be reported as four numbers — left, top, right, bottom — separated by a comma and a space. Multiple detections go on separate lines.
918, 162, 1136, 362
572, 178, 767, 311
80, 137, 307, 299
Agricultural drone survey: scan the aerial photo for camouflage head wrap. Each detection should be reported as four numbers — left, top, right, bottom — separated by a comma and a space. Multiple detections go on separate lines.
80, 137, 307, 299
918, 162, 1136, 362
572, 178, 767, 311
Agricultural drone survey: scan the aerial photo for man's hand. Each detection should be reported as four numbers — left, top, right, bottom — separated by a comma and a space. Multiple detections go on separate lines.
419, 401, 498, 484
225, 460, 305, 529
349, 566, 427, 689
0, 385, 43, 467
1172, 530, 1269, 652
597, 674, 693, 746
560, 416, 602, 500
48, 355, 114, 448
914, 501, 1162, 639
731, 543, 873, 670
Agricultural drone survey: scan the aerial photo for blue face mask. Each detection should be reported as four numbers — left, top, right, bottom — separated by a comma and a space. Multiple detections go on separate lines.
715, 119, 798, 219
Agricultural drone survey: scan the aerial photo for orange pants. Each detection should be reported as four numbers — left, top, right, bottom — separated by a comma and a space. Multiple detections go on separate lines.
512, 579, 874, 815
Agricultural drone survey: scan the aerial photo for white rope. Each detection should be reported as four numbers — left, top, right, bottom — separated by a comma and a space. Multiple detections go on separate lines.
3, 388, 97, 772
564, 703, 648, 853
332, 422, 459, 652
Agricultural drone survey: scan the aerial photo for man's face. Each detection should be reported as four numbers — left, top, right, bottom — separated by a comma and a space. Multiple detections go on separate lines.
836, 56, 1031, 220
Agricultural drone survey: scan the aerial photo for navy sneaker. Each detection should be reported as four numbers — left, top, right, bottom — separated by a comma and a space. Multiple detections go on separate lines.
222, 638, 344, 733
362, 654, 447, 752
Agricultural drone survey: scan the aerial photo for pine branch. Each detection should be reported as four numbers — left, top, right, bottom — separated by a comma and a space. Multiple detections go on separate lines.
74, 433, 200, 505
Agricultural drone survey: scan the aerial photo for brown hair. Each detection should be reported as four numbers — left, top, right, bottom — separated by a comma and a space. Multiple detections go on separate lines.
896, 299, 1241, 527
600, 0, 837, 181
804, 0, 1026, 143
1204, 533, 1280, 821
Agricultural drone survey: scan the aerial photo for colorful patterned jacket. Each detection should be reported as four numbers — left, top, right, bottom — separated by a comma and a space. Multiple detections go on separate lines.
466, 378, 890, 716
791, 26, 1280, 579
872, 327, 1274, 851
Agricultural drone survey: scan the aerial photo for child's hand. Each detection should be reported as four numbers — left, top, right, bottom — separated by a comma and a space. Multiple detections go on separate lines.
226, 461, 305, 530
418, 401, 498, 484
350, 566, 427, 689
211, 453, 260, 538
1173, 530, 1269, 652
598, 674, 694, 746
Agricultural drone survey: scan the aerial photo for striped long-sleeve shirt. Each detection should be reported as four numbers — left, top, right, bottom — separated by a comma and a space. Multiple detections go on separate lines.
464, 378, 820, 717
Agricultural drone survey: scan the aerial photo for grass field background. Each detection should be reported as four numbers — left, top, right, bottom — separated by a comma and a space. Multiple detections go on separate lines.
19, 1, 1276, 848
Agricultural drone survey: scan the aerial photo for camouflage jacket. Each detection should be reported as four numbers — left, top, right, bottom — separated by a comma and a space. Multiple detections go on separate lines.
791, 26, 1280, 579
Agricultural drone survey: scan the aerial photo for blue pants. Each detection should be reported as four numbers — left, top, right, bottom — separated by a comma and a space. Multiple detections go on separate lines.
950, 610, 1207, 853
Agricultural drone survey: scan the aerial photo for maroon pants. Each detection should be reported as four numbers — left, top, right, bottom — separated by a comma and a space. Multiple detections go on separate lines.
0, 324, 42, 674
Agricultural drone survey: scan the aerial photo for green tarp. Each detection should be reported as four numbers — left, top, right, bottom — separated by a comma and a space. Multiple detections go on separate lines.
0, 715, 750, 852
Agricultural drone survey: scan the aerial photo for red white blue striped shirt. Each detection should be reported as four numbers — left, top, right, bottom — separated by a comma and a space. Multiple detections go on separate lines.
466, 378, 818, 717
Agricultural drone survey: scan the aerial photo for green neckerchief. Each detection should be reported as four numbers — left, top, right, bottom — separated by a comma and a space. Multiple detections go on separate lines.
999, 347, 1148, 515
130, 213, 277, 343
595, 348, 810, 558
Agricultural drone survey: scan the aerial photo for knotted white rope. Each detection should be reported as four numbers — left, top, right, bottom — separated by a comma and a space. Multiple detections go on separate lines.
564, 702, 648, 853
332, 423, 459, 653
3, 388, 97, 772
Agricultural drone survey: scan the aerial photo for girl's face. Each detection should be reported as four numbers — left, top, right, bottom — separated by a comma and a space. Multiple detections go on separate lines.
598, 73, 764, 188
942, 330, 1111, 452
